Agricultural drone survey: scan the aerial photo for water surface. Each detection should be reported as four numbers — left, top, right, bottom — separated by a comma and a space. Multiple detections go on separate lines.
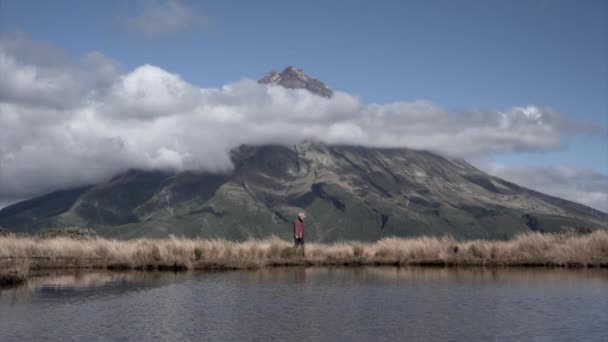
1, 267, 607, 341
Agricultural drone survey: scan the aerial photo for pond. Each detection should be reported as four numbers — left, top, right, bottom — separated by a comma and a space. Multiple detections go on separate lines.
1, 267, 607, 341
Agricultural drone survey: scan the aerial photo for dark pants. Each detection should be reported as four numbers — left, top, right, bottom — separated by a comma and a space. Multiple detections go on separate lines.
294, 237, 304, 248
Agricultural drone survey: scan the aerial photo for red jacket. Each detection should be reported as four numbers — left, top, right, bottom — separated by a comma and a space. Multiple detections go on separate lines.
293, 218, 304, 239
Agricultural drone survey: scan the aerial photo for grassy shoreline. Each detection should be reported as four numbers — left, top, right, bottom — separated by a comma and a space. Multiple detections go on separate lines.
2, 230, 608, 285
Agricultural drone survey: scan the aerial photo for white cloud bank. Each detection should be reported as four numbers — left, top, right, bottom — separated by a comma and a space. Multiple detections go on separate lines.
0, 35, 601, 207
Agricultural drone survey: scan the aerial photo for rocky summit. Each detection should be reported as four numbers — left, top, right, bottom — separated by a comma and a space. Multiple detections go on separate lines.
259, 66, 334, 98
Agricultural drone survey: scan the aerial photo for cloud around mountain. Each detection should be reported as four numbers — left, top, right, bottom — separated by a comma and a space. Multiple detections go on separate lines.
0, 34, 601, 207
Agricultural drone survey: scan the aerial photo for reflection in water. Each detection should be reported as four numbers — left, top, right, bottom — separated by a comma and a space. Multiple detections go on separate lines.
250, 266, 608, 285
0, 271, 190, 303
1, 267, 608, 342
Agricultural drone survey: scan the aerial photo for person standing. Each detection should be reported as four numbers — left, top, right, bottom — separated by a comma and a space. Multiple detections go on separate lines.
293, 212, 305, 249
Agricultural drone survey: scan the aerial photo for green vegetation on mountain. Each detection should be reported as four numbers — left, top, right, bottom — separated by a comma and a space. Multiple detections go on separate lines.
0, 143, 606, 241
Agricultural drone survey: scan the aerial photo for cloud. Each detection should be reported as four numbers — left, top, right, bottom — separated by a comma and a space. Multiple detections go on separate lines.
0, 35, 600, 206
0, 33, 121, 110
478, 163, 608, 213
124, 0, 212, 38
0, 37, 82, 109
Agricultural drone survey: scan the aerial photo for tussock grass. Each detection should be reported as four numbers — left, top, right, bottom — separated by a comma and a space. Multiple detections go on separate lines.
0, 231, 607, 276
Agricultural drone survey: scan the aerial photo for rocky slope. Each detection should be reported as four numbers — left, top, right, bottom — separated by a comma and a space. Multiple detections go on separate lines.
0, 142, 606, 240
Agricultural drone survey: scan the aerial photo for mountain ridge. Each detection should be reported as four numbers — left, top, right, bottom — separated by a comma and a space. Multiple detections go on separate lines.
0, 142, 605, 240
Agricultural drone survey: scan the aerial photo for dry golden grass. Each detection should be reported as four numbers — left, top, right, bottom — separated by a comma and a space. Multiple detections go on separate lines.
1, 230, 607, 278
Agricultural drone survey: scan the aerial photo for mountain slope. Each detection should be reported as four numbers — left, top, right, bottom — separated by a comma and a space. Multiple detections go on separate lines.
1, 142, 606, 240
2, 66, 605, 240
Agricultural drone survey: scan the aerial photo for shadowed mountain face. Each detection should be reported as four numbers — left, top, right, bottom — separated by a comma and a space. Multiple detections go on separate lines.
1, 142, 606, 240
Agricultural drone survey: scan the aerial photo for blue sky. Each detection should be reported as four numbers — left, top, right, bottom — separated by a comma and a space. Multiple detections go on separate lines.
0, 0, 607, 210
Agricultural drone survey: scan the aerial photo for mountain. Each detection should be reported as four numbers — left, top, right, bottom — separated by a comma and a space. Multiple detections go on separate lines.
1, 67, 606, 240
259, 66, 334, 98
1, 142, 606, 240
